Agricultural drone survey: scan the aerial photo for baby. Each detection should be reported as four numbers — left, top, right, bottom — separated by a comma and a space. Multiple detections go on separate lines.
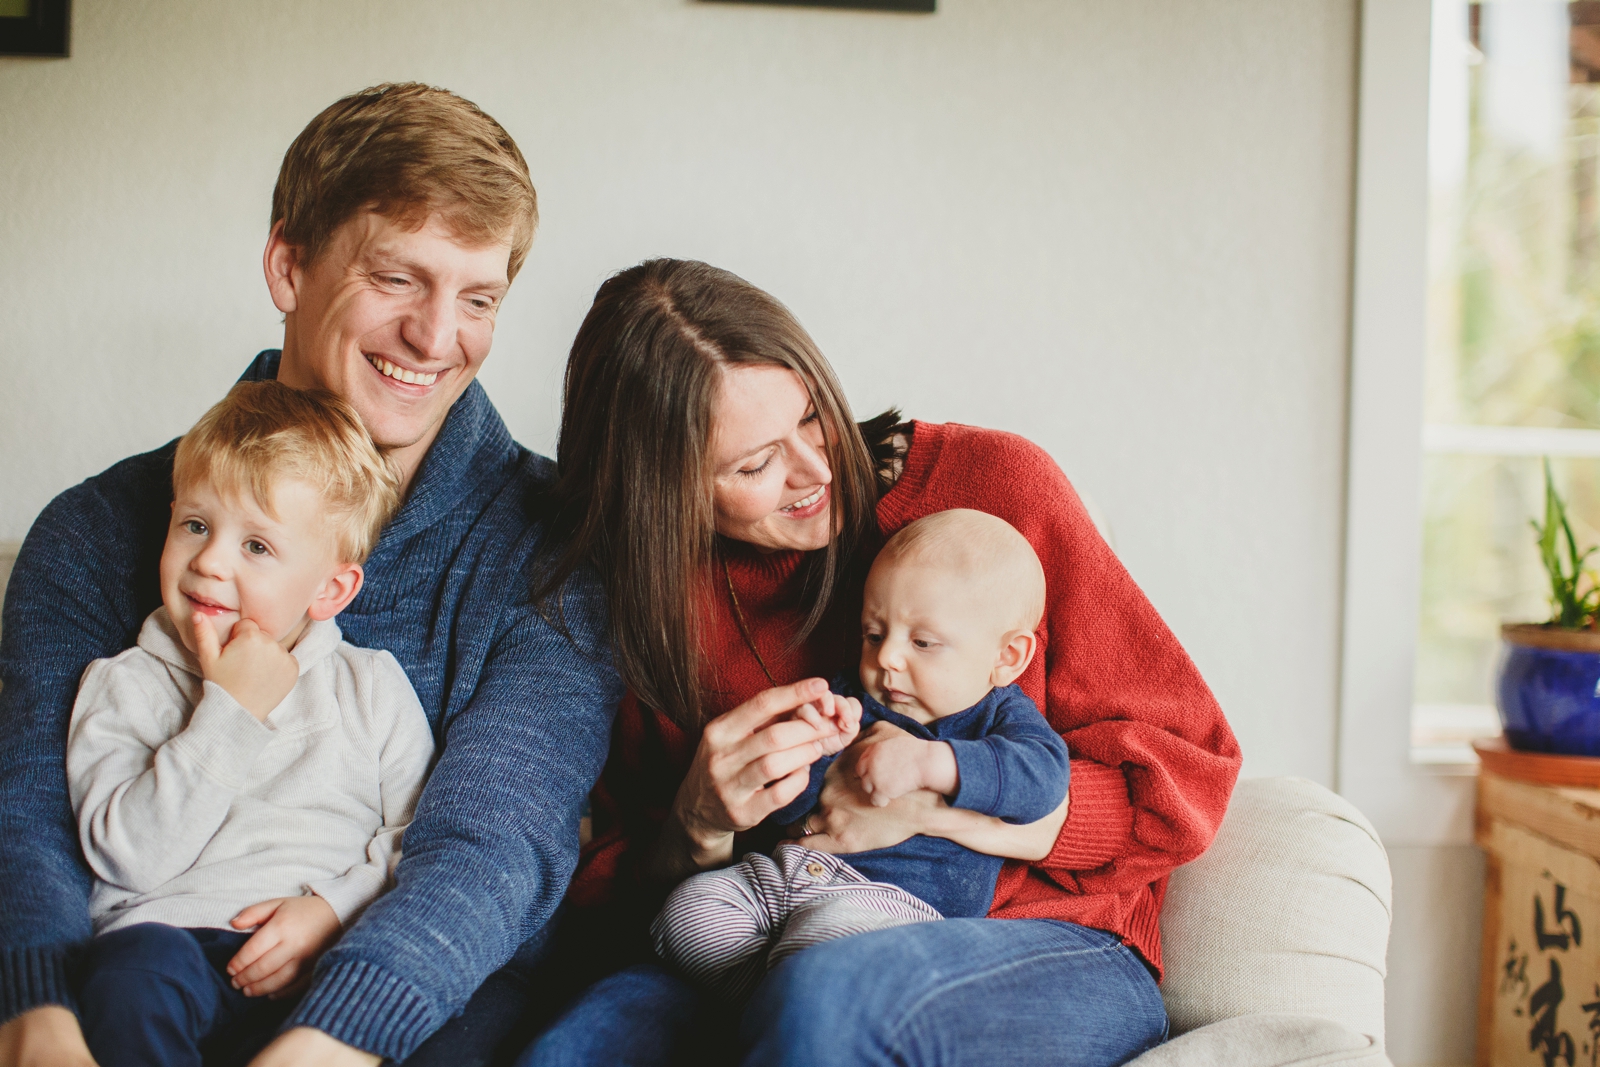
66, 381, 434, 1067
653, 508, 1068, 1001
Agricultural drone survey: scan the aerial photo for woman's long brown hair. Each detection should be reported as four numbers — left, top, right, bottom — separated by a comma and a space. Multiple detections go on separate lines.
533, 259, 891, 729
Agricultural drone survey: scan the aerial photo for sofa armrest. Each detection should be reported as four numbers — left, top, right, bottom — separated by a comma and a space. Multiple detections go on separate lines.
1125, 1014, 1392, 1067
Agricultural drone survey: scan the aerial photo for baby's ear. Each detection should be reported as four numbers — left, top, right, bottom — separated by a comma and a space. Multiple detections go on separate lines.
989, 630, 1038, 688
308, 562, 364, 622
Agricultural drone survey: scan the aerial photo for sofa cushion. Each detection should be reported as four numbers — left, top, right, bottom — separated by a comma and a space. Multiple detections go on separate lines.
1158, 777, 1392, 1043
1125, 1013, 1392, 1067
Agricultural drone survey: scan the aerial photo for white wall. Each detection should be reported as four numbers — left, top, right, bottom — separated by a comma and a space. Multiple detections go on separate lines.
1386, 845, 1484, 1067
7, 2, 1482, 1063
0, 0, 1357, 785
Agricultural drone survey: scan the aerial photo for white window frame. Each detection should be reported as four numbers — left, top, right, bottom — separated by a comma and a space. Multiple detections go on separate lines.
1337, 0, 1479, 846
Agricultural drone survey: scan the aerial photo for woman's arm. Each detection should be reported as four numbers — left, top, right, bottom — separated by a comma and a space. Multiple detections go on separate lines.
801, 732, 1068, 862
923, 795, 1068, 861
648, 680, 861, 882
806, 791, 1068, 862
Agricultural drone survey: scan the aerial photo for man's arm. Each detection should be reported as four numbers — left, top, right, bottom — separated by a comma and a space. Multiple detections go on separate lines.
273, 564, 623, 1063
0, 448, 171, 1027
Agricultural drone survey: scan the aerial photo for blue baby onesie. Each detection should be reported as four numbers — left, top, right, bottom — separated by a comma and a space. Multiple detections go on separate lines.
768, 680, 1069, 918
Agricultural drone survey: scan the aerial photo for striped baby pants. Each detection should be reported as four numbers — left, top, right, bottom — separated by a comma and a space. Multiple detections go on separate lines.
651, 842, 943, 1002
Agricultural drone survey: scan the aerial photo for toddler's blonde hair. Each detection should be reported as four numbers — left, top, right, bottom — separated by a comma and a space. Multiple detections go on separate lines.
173, 381, 401, 564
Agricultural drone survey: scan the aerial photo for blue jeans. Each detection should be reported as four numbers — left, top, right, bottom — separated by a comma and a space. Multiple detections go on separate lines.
78, 923, 296, 1067
515, 919, 1168, 1067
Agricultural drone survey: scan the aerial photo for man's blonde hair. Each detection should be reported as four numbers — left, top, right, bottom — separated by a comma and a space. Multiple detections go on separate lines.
173, 382, 401, 564
272, 82, 538, 281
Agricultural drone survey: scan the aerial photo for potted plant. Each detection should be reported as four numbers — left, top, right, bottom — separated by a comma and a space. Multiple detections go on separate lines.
1498, 459, 1600, 754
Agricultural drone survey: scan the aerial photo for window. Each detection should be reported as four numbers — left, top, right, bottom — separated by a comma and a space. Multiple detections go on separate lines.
1417, 0, 1600, 762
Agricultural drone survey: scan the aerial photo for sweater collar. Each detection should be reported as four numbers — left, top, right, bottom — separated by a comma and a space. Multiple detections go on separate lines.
718, 536, 808, 583
874, 419, 945, 535
239, 350, 520, 546
138, 606, 343, 679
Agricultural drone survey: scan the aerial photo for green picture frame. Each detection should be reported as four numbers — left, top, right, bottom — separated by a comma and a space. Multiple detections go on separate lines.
0, 0, 69, 57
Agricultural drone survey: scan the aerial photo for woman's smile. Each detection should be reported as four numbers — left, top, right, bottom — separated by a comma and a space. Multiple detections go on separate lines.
781, 485, 828, 518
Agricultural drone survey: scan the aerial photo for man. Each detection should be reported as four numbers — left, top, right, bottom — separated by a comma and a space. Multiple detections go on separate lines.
0, 83, 621, 1067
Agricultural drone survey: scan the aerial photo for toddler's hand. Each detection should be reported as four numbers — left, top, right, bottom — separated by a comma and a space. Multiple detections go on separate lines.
227, 895, 341, 999
853, 725, 958, 807
194, 614, 299, 722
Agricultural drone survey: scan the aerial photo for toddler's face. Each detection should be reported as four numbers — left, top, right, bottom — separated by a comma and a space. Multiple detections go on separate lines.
160, 475, 344, 655
858, 557, 1011, 722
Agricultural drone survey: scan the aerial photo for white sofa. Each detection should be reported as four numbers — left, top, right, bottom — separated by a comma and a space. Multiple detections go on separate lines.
1130, 777, 1393, 1067
0, 538, 1394, 1064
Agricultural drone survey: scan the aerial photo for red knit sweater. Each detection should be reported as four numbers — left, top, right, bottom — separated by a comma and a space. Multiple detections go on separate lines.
570, 421, 1242, 976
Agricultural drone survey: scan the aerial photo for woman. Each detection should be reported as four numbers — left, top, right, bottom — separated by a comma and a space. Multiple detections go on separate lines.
520, 259, 1241, 1066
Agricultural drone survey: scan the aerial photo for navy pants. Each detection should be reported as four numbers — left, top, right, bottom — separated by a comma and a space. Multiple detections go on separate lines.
79, 923, 296, 1067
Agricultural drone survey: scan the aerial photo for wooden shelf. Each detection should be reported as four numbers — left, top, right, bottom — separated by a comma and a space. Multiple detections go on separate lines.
1472, 736, 1600, 789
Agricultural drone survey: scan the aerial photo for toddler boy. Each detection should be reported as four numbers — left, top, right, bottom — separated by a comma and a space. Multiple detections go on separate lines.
66, 381, 434, 1067
652, 508, 1069, 1001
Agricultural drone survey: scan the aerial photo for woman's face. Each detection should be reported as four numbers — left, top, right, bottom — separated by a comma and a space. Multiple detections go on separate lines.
709, 364, 834, 553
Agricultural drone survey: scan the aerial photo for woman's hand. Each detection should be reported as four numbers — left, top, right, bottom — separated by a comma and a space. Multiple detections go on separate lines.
651, 678, 861, 880
803, 721, 1070, 862
800, 727, 943, 854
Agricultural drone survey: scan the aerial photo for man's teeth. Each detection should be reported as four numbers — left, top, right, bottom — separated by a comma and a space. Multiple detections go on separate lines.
784, 487, 825, 512
366, 355, 438, 386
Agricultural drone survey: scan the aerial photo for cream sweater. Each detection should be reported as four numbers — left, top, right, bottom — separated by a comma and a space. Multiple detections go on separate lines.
67, 609, 434, 936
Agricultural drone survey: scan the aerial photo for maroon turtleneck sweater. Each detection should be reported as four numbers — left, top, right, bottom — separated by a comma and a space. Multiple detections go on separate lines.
571, 421, 1241, 977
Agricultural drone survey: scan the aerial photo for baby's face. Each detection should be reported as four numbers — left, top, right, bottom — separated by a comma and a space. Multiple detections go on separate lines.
160, 474, 343, 655
858, 556, 1011, 722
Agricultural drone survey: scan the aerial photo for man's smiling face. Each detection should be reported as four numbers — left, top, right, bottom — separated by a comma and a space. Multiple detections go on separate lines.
267, 210, 512, 488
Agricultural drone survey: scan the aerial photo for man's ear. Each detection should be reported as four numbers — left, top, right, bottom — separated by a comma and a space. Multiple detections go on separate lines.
308, 563, 364, 622
263, 220, 303, 315
989, 629, 1038, 689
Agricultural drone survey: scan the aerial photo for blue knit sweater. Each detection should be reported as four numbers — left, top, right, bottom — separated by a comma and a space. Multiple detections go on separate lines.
0, 352, 622, 1060
770, 681, 1069, 918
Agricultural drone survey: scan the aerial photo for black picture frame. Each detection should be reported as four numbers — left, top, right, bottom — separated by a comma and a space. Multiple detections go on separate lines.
0, 0, 70, 57
701, 0, 934, 12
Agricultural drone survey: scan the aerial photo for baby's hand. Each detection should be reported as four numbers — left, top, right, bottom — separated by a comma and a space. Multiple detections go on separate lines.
852, 724, 958, 807
792, 692, 862, 757
227, 895, 341, 998
194, 614, 299, 722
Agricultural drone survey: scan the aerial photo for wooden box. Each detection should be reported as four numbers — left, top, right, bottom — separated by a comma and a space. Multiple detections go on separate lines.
1475, 741, 1600, 1067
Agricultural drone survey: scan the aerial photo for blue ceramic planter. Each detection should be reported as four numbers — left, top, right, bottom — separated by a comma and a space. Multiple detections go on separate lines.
1497, 624, 1600, 755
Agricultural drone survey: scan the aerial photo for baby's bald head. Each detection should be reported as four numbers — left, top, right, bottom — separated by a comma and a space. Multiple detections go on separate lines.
859, 510, 1046, 719
875, 510, 1045, 634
